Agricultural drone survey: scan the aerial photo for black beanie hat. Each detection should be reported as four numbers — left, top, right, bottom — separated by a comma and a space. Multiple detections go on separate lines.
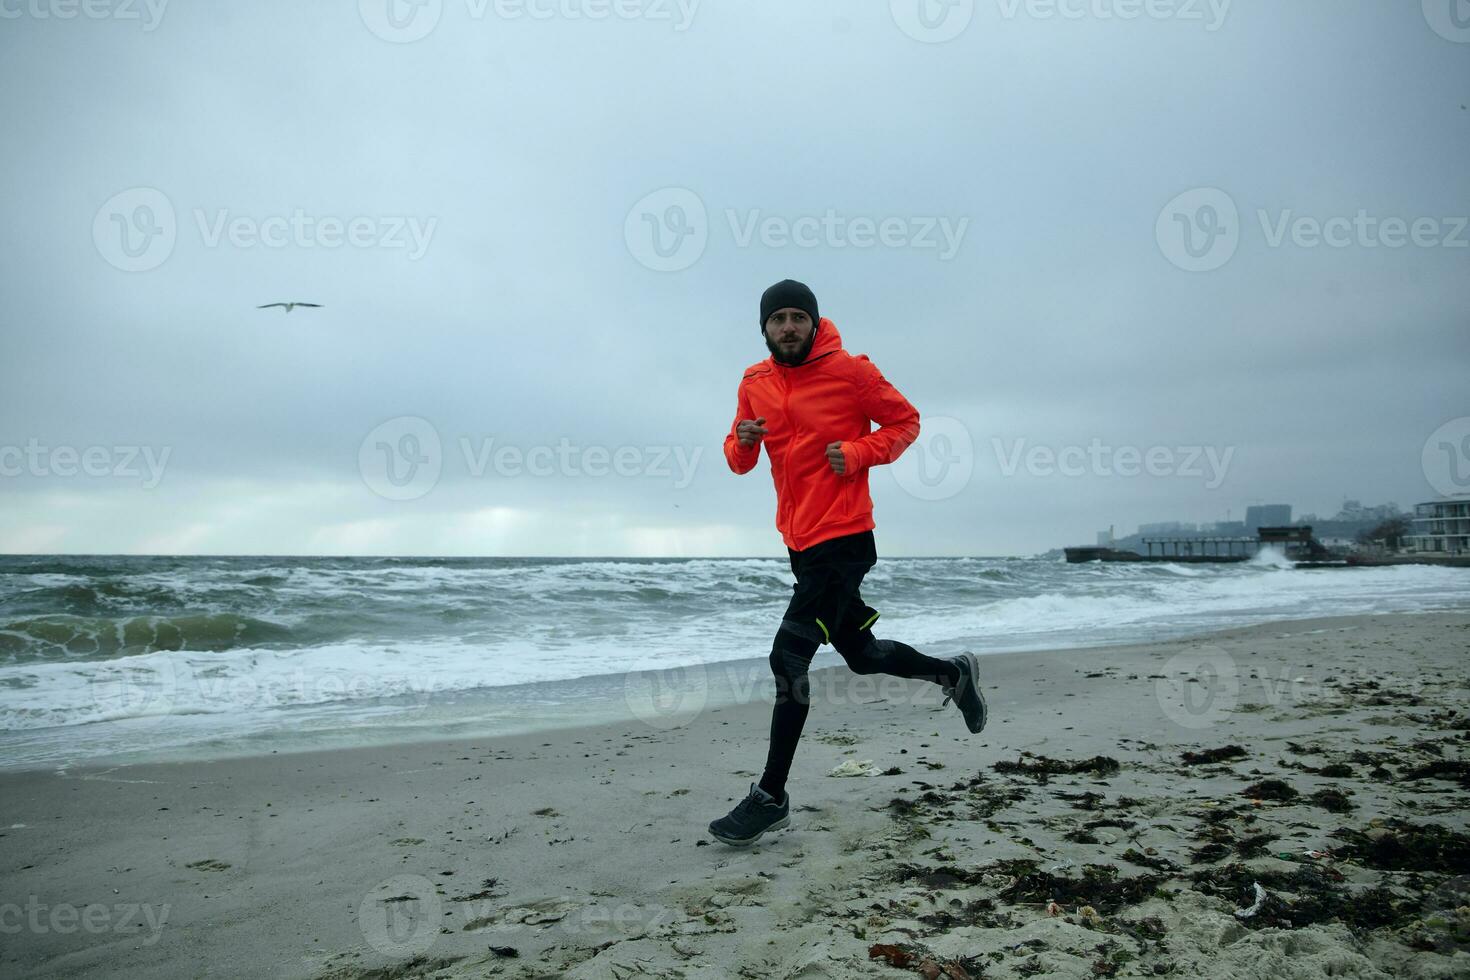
759, 279, 819, 333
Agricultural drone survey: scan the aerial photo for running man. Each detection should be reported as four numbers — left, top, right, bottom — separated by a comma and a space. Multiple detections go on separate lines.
708, 279, 988, 847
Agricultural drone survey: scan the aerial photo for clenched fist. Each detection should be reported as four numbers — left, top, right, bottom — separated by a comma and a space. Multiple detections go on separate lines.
736, 416, 768, 448
826, 441, 847, 476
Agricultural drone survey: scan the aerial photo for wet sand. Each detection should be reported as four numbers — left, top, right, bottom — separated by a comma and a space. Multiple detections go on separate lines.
2, 611, 1467, 979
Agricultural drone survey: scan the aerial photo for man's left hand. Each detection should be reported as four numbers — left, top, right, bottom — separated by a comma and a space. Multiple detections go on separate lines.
826, 442, 847, 476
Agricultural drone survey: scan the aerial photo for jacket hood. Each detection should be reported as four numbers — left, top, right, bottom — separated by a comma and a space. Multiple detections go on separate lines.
770, 316, 842, 369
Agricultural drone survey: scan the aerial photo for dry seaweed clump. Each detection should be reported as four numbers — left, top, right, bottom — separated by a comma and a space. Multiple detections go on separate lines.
1309, 788, 1354, 813
1398, 758, 1470, 787
1331, 819, 1470, 874
1240, 778, 1299, 801
1181, 745, 1247, 765
983, 858, 1167, 916
993, 753, 1121, 782
867, 941, 988, 979
1190, 861, 1421, 932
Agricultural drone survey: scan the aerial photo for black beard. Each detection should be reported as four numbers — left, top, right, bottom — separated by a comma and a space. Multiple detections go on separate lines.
765, 327, 817, 366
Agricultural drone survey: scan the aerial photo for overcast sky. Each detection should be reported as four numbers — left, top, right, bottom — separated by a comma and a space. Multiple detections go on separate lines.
1, 1, 1466, 557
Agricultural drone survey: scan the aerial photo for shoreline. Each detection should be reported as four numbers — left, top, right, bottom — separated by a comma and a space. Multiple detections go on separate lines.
2, 610, 1467, 979
5, 607, 1465, 777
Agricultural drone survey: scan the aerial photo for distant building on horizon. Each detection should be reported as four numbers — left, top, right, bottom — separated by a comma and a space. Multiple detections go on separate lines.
1330, 499, 1401, 522
1406, 497, 1470, 555
1138, 521, 1197, 535
1244, 504, 1292, 533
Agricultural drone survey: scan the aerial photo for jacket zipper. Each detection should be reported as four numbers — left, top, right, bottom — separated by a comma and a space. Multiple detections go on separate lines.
780, 371, 794, 536
775, 349, 836, 550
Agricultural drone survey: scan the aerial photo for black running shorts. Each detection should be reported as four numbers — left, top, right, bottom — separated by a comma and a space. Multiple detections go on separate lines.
780, 530, 881, 647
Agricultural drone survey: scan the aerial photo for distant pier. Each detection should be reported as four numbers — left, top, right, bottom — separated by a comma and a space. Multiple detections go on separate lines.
1064, 526, 1324, 564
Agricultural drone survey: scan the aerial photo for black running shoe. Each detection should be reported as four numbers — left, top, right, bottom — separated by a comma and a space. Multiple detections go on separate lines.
707, 782, 790, 846
941, 651, 988, 734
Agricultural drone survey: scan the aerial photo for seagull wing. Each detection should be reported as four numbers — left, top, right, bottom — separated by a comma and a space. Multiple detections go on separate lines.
296, 303, 323, 308
257, 303, 287, 309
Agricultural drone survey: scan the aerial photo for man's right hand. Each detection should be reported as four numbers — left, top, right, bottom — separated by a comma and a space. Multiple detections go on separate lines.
736, 416, 768, 448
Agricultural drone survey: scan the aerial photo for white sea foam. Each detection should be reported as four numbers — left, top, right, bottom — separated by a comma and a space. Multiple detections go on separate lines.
1, 556, 1465, 767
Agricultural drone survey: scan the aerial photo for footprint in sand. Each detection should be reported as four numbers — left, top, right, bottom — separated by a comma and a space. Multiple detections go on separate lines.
463, 897, 581, 931
185, 859, 231, 872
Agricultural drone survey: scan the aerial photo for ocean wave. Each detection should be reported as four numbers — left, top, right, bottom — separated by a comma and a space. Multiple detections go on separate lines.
0, 555, 1466, 743
0, 613, 296, 660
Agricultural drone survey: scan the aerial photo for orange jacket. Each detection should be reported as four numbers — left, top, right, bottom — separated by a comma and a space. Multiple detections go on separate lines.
724, 317, 921, 551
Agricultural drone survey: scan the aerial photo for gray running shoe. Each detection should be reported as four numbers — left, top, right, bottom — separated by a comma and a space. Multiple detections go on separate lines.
707, 782, 790, 846
941, 651, 989, 734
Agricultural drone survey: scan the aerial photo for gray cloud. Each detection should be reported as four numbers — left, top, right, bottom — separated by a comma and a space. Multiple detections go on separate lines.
1, 1, 1466, 555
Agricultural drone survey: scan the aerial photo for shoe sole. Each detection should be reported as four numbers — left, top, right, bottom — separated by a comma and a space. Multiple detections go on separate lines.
959, 652, 988, 734
707, 814, 789, 846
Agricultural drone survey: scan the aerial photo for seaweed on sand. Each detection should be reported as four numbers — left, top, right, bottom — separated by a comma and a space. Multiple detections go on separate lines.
1189, 861, 1421, 932
994, 753, 1121, 782
1181, 745, 1247, 766
983, 859, 1166, 916
1241, 779, 1299, 801
1331, 819, 1470, 874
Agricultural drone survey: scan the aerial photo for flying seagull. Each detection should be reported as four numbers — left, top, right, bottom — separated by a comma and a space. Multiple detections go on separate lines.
257, 302, 322, 313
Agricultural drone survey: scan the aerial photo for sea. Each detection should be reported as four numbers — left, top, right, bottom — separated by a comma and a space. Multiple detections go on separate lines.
2, 552, 1466, 772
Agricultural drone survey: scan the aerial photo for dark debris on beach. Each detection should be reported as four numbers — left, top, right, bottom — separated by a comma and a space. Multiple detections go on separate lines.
861, 704, 1470, 979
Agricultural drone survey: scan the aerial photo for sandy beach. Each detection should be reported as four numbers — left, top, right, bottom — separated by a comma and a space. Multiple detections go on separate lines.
2, 611, 1467, 979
